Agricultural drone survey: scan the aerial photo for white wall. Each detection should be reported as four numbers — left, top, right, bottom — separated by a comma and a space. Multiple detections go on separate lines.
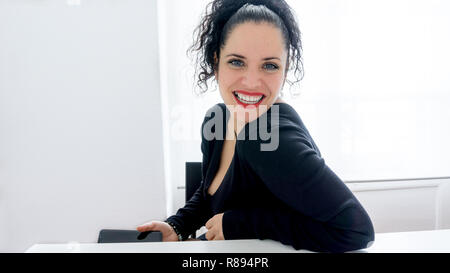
0, 0, 166, 252
347, 178, 450, 233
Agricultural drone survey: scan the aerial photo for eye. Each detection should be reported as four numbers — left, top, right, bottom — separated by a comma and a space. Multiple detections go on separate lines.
264, 63, 279, 71
228, 59, 244, 67
227, 59, 279, 71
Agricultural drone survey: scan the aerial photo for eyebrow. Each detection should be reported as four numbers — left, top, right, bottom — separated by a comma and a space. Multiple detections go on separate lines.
225, 54, 280, 61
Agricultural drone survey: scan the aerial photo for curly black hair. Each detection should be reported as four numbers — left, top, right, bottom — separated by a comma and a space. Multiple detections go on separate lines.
187, 0, 304, 97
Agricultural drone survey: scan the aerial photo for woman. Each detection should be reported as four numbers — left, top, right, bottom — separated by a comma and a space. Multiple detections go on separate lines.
137, 0, 375, 253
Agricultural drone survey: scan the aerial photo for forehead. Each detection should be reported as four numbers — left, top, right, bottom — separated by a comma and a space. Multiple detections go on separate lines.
222, 22, 286, 59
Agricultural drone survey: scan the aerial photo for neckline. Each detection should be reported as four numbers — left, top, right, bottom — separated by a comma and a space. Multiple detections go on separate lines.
206, 108, 238, 198
206, 102, 286, 198
206, 140, 237, 198
206, 137, 237, 198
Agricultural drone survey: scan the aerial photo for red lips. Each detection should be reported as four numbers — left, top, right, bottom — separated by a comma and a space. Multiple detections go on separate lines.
232, 90, 266, 109
234, 90, 265, 96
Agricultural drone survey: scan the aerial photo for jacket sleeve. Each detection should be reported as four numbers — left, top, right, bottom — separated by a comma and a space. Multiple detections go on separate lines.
222, 124, 375, 252
165, 179, 211, 240
164, 115, 213, 239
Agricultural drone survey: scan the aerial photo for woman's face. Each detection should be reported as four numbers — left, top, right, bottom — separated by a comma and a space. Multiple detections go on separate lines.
214, 21, 288, 129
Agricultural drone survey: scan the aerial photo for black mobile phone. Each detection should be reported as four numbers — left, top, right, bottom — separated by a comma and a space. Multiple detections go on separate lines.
97, 229, 163, 243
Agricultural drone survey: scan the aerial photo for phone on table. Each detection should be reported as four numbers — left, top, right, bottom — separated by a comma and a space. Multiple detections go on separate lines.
98, 229, 163, 243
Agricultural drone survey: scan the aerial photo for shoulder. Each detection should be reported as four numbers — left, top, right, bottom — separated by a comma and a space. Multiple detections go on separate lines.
272, 103, 319, 150
246, 102, 314, 142
237, 103, 319, 156
273, 103, 310, 136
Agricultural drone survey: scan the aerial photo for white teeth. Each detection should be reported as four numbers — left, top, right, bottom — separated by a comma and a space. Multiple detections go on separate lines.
234, 92, 264, 104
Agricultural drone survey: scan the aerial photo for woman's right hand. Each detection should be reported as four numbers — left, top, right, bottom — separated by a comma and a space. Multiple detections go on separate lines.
136, 221, 179, 242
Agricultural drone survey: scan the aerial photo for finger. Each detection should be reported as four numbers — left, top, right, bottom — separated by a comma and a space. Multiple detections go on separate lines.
137, 221, 153, 230
136, 221, 154, 232
205, 219, 212, 230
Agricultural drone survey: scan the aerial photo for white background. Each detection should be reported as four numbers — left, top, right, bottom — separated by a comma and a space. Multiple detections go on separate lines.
0, 0, 166, 252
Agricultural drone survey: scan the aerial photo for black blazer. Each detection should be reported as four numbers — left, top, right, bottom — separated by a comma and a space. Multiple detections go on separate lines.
166, 102, 375, 252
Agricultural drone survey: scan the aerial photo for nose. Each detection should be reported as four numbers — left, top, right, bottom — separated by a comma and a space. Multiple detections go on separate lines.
241, 66, 262, 89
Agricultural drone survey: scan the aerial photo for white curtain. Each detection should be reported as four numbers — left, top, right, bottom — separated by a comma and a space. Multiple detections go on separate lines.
157, 0, 450, 216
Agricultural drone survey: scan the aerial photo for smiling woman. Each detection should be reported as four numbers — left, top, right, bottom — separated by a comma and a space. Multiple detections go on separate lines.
189, 0, 304, 96
137, 0, 375, 253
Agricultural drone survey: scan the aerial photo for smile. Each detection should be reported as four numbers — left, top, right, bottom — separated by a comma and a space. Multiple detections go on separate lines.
233, 91, 265, 107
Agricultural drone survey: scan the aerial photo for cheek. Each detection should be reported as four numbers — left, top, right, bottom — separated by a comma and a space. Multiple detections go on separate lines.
217, 75, 235, 102
218, 71, 236, 91
267, 74, 284, 93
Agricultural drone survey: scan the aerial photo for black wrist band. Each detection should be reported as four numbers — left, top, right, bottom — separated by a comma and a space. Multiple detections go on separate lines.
164, 220, 184, 241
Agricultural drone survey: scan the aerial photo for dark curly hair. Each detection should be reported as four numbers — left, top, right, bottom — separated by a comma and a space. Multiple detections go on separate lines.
187, 0, 304, 97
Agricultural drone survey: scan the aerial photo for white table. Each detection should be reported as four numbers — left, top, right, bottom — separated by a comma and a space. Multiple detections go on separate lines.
25, 229, 450, 253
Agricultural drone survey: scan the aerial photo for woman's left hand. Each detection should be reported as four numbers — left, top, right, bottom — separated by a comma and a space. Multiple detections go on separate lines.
205, 213, 225, 240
